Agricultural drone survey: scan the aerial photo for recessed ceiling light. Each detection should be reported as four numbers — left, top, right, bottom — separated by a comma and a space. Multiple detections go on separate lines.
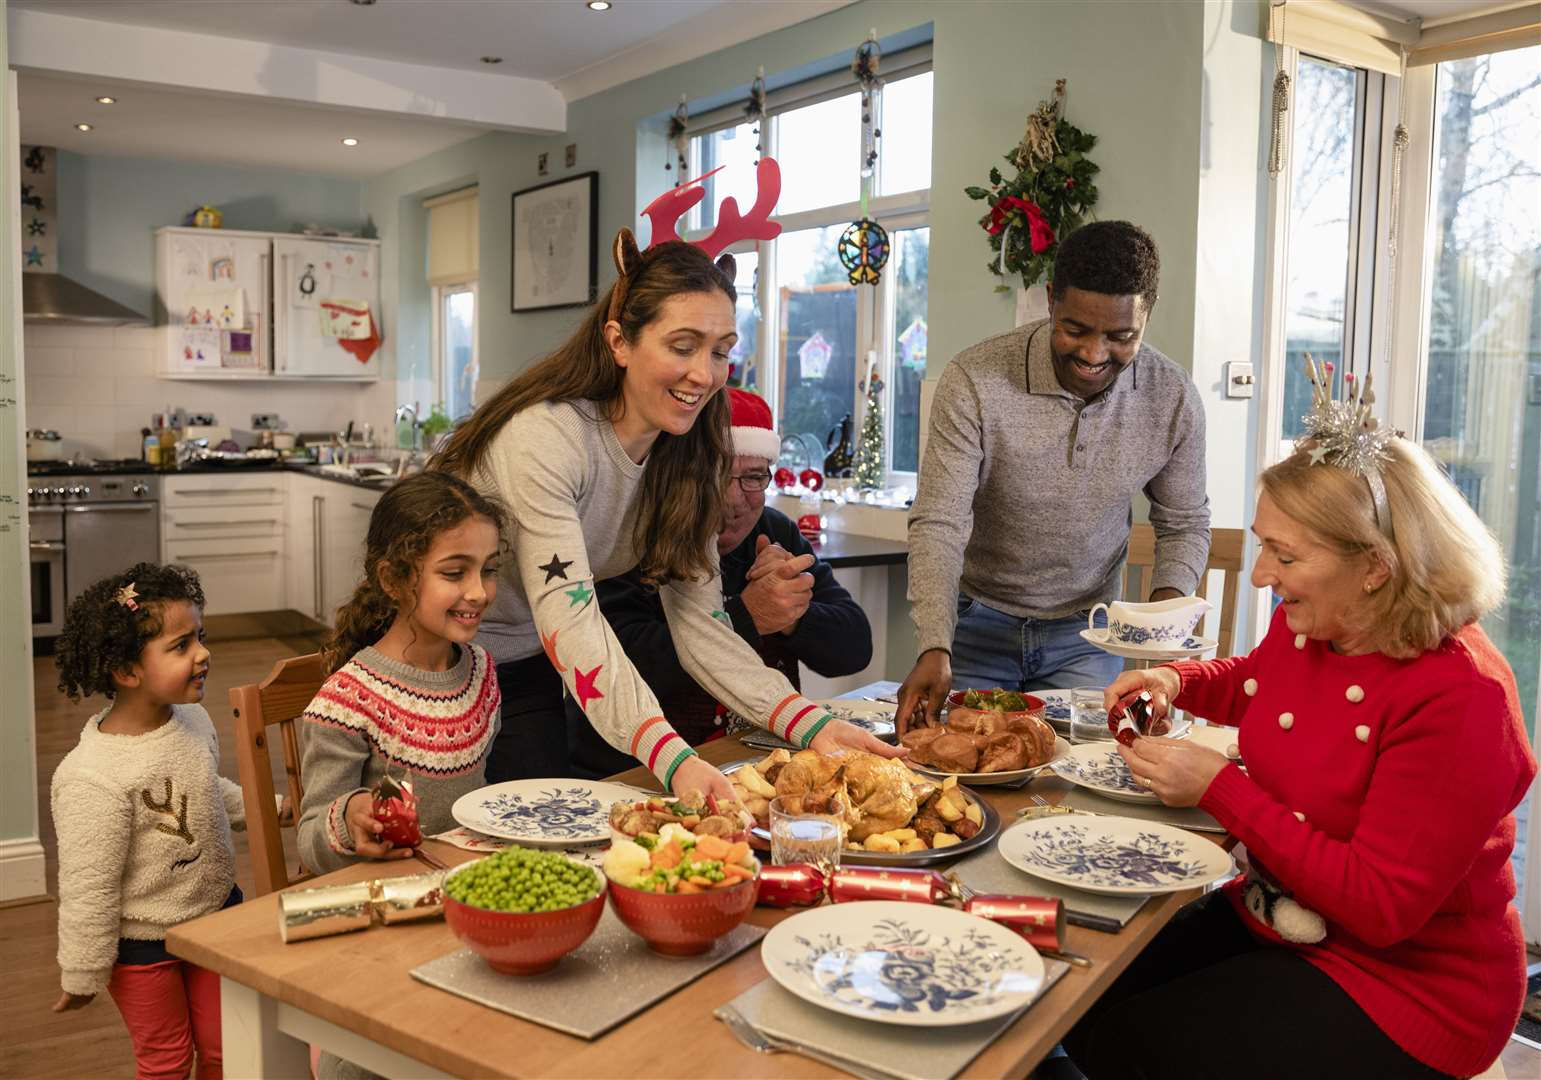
95, 95, 116, 105
587, 1, 612, 10
75, 122, 93, 132
480, 56, 503, 64
341, 137, 360, 147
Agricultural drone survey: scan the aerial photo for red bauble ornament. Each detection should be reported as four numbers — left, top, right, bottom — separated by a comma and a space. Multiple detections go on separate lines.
773, 466, 796, 490
797, 513, 822, 540
371, 774, 422, 848
798, 468, 823, 491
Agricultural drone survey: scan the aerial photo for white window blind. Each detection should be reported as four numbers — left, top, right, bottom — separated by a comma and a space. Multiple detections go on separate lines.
424, 187, 479, 287
1408, 4, 1541, 66
1267, 1, 1540, 73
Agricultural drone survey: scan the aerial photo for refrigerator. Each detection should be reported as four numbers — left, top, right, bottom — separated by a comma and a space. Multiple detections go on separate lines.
272, 236, 381, 378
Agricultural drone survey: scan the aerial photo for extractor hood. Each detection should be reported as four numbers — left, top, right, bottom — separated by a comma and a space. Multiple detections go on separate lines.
19, 144, 148, 326
22, 273, 148, 326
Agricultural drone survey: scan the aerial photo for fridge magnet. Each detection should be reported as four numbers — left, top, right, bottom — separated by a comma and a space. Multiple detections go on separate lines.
511, 171, 598, 312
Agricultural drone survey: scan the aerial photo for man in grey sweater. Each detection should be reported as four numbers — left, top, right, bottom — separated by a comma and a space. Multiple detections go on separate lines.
898, 221, 1210, 730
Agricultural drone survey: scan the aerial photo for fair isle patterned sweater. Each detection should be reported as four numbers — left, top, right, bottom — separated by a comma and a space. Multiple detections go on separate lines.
52, 703, 245, 995
473, 400, 835, 789
297, 644, 499, 874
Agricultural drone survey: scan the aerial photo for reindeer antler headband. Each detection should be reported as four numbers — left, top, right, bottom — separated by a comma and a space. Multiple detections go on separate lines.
1296, 354, 1400, 537
607, 157, 783, 325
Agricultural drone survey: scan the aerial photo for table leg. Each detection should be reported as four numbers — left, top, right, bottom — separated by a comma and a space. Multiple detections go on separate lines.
220, 977, 311, 1080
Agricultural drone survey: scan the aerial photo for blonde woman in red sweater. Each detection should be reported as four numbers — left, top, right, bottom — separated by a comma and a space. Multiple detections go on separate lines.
1063, 432, 1534, 1079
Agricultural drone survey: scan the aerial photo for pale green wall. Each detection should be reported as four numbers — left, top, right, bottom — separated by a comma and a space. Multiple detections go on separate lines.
366, 0, 1207, 393
1, 0, 42, 858
52, 151, 366, 320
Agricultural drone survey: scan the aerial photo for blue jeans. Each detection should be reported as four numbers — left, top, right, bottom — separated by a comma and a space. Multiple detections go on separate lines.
950, 595, 1123, 692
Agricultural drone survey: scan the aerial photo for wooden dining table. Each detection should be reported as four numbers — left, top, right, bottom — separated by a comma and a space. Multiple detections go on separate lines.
169, 734, 1232, 1079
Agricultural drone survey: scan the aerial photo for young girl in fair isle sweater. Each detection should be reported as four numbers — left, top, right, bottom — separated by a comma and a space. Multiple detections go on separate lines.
51, 562, 243, 1080
296, 471, 505, 873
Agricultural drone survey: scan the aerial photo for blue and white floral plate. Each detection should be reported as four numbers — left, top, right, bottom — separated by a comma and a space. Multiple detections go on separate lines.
1049, 743, 1161, 804
761, 901, 1046, 1026
809, 699, 898, 742
999, 816, 1234, 896
1078, 628, 1218, 662
450, 779, 643, 846
1035, 689, 1191, 740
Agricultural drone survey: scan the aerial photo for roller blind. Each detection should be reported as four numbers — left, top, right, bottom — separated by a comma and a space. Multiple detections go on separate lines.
1268, 1, 1540, 73
1408, 4, 1541, 66
425, 187, 478, 287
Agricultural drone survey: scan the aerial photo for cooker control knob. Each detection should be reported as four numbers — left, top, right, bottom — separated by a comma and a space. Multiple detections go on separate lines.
67, 485, 84, 497
50, 486, 65, 498
26, 487, 34, 500
132, 483, 149, 497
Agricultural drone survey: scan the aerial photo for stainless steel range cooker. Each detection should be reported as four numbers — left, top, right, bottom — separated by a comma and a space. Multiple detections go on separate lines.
28, 465, 160, 637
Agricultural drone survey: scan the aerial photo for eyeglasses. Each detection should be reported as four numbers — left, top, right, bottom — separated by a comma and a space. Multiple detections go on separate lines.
731, 471, 772, 493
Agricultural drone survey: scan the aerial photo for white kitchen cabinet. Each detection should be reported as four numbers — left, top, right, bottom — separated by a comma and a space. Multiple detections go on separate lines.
155, 228, 379, 382
162, 474, 285, 615
321, 487, 379, 624
284, 473, 324, 623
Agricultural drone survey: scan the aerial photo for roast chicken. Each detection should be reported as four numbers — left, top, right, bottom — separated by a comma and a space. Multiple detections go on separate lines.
772, 748, 936, 841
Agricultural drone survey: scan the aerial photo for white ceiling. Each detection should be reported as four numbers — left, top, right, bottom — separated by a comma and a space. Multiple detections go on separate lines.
1352, 0, 1532, 24
10, 0, 733, 83
17, 70, 490, 178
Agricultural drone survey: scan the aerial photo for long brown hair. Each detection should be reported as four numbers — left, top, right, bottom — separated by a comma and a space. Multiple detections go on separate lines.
431, 236, 736, 588
323, 471, 508, 674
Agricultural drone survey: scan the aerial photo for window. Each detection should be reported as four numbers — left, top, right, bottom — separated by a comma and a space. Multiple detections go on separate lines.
687, 65, 932, 485
434, 283, 478, 424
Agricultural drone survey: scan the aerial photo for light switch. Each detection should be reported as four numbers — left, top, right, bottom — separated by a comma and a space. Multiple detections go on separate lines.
1225, 361, 1255, 399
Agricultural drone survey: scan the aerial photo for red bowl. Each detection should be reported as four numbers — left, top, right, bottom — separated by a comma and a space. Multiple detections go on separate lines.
442, 863, 607, 975
946, 690, 1045, 716
606, 870, 759, 956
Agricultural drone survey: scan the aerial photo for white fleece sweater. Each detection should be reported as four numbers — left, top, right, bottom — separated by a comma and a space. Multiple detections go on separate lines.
51, 703, 245, 995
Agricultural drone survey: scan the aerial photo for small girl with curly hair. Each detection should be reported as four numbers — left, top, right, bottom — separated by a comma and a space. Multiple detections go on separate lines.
297, 471, 505, 874
50, 561, 244, 1080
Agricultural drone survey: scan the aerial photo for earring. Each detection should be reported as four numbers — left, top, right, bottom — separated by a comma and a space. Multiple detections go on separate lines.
1363, 581, 1376, 593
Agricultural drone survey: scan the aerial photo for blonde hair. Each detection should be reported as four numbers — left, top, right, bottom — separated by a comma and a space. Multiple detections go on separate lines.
1259, 438, 1506, 658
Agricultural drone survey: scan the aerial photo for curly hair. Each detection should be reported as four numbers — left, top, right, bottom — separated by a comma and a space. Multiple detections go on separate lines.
1050, 220, 1161, 308
322, 471, 509, 674
432, 238, 736, 590
55, 562, 206, 701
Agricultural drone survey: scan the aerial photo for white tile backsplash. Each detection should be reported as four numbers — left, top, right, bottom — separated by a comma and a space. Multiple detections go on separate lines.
22, 325, 395, 461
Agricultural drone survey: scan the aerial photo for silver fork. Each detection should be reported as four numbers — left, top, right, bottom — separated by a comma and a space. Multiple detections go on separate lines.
715, 1005, 884, 1080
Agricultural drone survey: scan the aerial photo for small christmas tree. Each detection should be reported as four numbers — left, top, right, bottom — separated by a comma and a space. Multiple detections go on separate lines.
853, 363, 885, 491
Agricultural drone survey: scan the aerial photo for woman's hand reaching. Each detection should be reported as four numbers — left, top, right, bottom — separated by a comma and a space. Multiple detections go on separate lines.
811, 718, 909, 759
669, 755, 739, 804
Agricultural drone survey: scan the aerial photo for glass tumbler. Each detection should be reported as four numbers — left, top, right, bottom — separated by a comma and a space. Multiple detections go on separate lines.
1069, 686, 1113, 743
768, 795, 846, 868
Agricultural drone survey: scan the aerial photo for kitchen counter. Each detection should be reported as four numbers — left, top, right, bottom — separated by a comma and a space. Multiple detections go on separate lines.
808, 529, 908, 568
26, 459, 398, 492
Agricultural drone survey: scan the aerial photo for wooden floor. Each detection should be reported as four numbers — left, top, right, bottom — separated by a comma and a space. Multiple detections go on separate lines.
3, 626, 1538, 1080
2, 627, 325, 1080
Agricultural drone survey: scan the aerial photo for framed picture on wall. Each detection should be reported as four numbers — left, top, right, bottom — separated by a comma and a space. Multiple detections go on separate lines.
511, 171, 598, 312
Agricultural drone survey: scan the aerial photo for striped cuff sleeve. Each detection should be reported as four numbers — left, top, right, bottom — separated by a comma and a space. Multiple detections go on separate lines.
326, 793, 356, 855
629, 716, 697, 788
766, 694, 834, 749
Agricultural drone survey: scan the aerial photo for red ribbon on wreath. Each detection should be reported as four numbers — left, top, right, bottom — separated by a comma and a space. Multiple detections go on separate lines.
985, 196, 1055, 254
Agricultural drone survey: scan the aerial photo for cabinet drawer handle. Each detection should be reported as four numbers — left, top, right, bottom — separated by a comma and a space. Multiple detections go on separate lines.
313, 495, 324, 620
180, 551, 280, 560
171, 487, 278, 496
173, 519, 278, 528
350, 502, 375, 512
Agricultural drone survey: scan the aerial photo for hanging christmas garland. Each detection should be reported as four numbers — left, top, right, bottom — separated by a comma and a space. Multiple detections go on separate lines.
666, 96, 689, 182
837, 31, 890, 287
964, 79, 1100, 292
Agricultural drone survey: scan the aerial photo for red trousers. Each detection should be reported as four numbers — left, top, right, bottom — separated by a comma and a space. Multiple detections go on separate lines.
108, 960, 222, 1080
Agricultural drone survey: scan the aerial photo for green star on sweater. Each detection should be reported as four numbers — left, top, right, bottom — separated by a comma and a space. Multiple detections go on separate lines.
564, 581, 594, 608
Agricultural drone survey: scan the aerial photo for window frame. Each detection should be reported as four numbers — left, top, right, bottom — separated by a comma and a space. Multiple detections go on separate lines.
683, 62, 932, 487
430, 280, 479, 424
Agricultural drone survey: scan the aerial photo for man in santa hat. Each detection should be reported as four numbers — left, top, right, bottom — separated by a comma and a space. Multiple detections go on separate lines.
566, 388, 873, 778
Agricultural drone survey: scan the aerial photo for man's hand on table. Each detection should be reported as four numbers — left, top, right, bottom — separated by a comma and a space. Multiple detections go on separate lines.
895, 648, 952, 734
741, 535, 814, 636
811, 718, 909, 759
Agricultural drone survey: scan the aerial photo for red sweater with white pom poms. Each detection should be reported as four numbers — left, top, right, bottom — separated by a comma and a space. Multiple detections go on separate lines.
1171, 608, 1534, 1078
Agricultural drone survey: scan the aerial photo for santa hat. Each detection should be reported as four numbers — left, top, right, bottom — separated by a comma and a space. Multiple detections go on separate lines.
727, 388, 781, 463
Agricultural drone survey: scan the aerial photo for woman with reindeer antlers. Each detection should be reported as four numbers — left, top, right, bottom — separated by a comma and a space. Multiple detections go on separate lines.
433, 160, 903, 798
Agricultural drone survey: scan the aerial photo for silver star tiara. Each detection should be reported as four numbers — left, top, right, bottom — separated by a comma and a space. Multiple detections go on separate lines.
1296, 354, 1399, 537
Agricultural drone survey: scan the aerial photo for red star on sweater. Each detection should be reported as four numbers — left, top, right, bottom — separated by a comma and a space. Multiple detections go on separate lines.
540, 628, 566, 674
574, 664, 604, 710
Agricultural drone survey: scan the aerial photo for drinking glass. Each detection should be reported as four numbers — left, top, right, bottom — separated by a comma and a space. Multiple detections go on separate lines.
768, 795, 845, 867
1069, 686, 1112, 744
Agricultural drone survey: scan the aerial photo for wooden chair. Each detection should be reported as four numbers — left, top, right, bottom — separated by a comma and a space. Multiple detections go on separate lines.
1123, 524, 1247, 658
231, 652, 326, 896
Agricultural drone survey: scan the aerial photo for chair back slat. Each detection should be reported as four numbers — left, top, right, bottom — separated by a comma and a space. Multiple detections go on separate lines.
1124, 525, 1247, 659
231, 652, 325, 896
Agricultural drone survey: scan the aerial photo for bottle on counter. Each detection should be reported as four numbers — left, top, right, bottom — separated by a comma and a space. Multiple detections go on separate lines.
141, 427, 155, 465
156, 413, 176, 470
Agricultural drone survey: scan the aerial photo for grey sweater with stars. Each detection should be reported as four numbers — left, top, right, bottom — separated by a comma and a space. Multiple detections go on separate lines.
908, 320, 1210, 656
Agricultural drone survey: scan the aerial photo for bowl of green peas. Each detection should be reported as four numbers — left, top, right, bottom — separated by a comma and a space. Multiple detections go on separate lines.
442, 847, 607, 975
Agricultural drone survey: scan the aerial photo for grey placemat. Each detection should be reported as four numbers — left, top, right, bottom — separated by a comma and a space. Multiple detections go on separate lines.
410, 908, 764, 1039
722, 958, 1070, 1080
949, 843, 1149, 929
1060, 789, 1225, 832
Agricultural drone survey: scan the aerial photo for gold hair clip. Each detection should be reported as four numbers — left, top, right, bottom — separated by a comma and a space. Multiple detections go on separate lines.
1297, 354, 1399, 537
116, 583, 140, 611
